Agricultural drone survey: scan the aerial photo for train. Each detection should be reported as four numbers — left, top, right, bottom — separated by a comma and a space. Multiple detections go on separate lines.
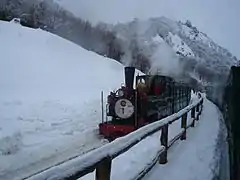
99, 66, 191, 141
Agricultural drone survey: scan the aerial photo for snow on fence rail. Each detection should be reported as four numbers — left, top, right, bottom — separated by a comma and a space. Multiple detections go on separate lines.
26, 95, 204, 180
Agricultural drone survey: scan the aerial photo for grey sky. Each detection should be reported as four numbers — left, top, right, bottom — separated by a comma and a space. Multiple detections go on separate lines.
56, 0, 240, 59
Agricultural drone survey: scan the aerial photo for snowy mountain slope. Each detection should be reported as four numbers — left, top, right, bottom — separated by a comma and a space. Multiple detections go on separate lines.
110, 17, 238, 69
0, 19, 142, 180
166, 32, 195, 57
101, 17, 238, 91
53, 0, 240, 60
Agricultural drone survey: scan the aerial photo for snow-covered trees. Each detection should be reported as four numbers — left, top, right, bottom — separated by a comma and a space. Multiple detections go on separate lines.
0, 0, 124, 61
185, 20, 192, 28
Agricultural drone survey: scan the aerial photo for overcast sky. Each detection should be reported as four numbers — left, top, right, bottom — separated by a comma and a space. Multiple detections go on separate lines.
56, 0, 240, 59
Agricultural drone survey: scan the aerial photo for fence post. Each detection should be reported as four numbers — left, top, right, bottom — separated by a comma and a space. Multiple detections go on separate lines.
191, 107, 195, 127
159, 124, 168, 164
196, 104, 199, 121
200, 99, 203, 115
96, 156, 112, 180
101, 91, 104, 123
181, 113, 187, 140
199, 102, 202, 116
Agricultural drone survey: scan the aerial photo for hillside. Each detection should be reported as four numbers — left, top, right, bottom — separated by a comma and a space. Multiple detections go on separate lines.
107, 17, 238, 83
54, 0, 240, 58
0, 19, 135, 180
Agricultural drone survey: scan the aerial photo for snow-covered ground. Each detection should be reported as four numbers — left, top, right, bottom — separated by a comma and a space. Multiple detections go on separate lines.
143, 97, 221, 180
0, 20, 141, 180
78, 95, 221, 180
166, 32, 195, 57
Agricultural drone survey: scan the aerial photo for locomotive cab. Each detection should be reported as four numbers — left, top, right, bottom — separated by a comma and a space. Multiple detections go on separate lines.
135, 75, 171, 97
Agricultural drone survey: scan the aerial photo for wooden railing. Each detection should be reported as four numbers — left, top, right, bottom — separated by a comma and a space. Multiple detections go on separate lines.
26, 95, 204, 180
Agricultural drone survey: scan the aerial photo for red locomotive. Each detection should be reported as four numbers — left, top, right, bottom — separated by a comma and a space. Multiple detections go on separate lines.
99, 67, 191, 141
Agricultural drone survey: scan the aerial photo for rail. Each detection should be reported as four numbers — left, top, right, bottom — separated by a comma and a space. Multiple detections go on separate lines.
26, 95, 204, 180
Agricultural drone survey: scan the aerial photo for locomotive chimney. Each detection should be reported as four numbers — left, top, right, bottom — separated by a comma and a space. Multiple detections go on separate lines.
124, 67, 135, 89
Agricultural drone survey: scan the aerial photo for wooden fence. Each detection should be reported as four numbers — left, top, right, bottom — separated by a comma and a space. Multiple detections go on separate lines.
26, 95, 204, 180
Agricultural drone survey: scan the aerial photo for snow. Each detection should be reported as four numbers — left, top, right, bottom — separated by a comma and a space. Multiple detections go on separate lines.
143, 97, 221, 180
0, 20, 141, 180
166, 32, 195, 57
180, 24, 216, 49
152, 34, 164, 44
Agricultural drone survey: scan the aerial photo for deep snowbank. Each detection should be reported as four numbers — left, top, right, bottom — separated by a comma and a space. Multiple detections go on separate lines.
0, 20, 136, 179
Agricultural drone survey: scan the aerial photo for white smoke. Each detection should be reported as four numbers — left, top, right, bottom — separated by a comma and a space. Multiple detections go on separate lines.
148, 40, 183, 78
121, 50, 133, 66
117, 21, 184, 79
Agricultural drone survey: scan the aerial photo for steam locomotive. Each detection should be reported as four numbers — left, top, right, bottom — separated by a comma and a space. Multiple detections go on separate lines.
99, 67, 191, 141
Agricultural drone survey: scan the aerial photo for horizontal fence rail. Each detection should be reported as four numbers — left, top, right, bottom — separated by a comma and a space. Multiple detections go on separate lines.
26, 94, 204, 180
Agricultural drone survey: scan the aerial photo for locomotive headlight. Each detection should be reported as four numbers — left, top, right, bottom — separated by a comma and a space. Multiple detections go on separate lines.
115, 99, 134, 119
